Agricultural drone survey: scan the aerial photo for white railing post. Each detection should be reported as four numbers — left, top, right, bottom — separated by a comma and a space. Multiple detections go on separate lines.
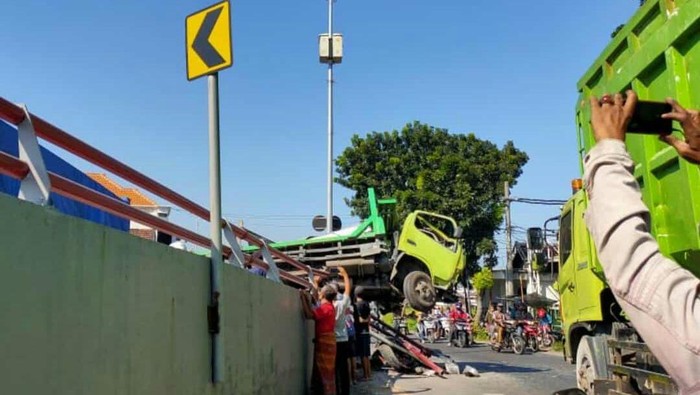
16, 104, 51, 205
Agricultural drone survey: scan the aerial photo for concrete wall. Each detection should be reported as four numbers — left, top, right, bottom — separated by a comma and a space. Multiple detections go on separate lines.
0, 193, 312, 395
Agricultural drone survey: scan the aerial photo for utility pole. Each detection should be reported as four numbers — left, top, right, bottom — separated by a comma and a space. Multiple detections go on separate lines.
504, 181, 513, 304
325, 0, 334, 234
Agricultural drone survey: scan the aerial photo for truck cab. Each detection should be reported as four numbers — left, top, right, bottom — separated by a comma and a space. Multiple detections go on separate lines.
393, 211, 465, 311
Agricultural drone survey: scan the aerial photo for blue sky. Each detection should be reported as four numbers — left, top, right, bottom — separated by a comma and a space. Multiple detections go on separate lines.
1, 1, 639, 262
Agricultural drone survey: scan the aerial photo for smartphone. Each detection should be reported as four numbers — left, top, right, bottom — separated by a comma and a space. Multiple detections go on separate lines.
626, 101, 673, 135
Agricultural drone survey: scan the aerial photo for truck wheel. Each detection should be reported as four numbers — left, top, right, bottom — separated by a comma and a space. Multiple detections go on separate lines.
576, 336, 602, 395
403, 271, 436, 312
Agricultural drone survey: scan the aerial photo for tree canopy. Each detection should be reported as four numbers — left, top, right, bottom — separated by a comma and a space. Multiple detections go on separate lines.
335, 121, 528, 273
472, 267, 495, 292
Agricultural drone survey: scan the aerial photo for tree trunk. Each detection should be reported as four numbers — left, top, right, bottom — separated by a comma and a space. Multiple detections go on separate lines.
475, 289, 485, 325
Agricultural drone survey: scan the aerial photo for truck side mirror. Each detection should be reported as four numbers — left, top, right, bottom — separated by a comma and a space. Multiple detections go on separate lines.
527, 227, 544, 250
454, 226, 463, 239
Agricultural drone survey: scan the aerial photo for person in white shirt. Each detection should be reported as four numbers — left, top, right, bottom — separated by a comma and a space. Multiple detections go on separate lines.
331, 267, 352, 395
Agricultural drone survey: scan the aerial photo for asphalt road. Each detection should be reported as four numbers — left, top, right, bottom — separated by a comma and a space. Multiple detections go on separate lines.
387, 340, 577, 395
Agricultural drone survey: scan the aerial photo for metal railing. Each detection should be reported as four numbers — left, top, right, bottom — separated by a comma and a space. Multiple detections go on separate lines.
0, 97, 325, 289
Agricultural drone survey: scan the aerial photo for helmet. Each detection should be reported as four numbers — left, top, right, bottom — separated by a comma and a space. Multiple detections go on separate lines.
455, 302, 463, 309
497, 303, 503, 308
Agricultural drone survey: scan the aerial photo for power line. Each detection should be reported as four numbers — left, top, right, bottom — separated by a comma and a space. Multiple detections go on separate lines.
508, 196, 567, 206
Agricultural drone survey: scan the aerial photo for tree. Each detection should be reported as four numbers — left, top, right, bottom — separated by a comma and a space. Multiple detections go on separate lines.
471, 267, 495, 325
335, 121, 528, 273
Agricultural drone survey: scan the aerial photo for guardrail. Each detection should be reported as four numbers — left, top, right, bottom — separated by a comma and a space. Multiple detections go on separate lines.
0, 97, 325, 289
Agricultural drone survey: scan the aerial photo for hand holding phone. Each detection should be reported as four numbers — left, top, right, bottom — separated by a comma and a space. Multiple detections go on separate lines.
626, 101, 673, 135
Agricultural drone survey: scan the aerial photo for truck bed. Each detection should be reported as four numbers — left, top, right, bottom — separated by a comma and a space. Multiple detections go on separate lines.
575, 0, 700, 277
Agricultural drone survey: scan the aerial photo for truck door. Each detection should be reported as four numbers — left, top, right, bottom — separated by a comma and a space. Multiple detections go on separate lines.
400, 212, 460, 286
558, 204, 577, 322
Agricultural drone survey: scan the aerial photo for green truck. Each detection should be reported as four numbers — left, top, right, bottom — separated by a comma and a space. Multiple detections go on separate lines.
244, 188, 466, 312
556, 1, 700, 393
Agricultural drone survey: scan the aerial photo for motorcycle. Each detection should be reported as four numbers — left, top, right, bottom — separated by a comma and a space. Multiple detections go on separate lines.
451, 319, 473, 348
440, 316, 452, 341
520, 320, 540, 352
393, 316, 408, 336
537, 323, 557, 350
490, 321, 526, 355
423, 316, 439, 343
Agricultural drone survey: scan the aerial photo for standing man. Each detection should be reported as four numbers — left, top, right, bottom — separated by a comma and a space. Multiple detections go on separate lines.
354, 289, 372, 381
332, 268, 352, 395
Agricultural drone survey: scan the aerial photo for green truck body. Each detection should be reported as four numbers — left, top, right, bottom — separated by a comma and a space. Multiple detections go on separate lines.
244, 188, 466, 312
560, 1, 700, 393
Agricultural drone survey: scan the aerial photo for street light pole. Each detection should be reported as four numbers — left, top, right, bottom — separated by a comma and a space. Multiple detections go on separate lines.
326, 0, 334, 234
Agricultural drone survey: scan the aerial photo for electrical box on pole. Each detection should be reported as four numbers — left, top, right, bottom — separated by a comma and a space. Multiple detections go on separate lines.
319, 34, 343, 64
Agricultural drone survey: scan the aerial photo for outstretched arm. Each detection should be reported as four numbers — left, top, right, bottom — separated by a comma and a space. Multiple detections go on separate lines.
299, 290, 314, 320
585, 91, 700, 390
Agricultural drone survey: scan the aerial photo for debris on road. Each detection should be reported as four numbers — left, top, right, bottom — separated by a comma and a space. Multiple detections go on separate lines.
462, 365, 480, 377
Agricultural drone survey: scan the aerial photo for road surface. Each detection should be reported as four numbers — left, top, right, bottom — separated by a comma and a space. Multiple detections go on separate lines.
386, 340, 576, 395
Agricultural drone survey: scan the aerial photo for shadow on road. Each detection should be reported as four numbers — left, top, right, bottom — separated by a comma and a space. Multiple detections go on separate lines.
457, 361, 547, 374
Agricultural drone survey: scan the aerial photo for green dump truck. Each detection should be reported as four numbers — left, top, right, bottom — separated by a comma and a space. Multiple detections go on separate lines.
244, 188, 466, 312
557, 1, 700, 393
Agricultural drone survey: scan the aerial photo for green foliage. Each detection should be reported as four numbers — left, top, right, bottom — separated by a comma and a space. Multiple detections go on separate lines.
472, 323, 490, 342
472, 267, 494, 292
336, 122, 528, 272
552, 340, 564, 352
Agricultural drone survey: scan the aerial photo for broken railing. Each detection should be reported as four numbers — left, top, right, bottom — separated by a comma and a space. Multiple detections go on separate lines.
0, 97, 326, 289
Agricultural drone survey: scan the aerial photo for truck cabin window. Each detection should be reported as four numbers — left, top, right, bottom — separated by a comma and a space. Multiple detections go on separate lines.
560, 211, 572, 264
415, 214, 457, 251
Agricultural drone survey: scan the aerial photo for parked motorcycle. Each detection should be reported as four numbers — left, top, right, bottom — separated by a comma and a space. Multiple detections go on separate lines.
451, 319, 473, 348
490, 322, 526, 355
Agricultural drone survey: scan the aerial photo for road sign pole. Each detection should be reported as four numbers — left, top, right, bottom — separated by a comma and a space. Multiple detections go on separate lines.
208, 72, 223, 383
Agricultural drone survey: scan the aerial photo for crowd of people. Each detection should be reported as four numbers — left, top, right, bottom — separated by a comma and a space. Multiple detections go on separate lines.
299, 267, 372, 395
484, 301, 552, 348
414, 302, 472, 344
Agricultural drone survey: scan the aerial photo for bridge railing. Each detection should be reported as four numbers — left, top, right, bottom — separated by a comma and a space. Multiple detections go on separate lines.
0, 97, 325, 289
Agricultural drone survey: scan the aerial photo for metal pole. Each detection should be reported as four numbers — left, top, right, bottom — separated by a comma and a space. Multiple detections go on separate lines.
208, 72, 223, 383
504, 182, 513, 306
326, 0, 334, 234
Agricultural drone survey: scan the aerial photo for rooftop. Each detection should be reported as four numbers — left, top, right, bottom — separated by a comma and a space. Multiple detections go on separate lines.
88, 173, 157, 207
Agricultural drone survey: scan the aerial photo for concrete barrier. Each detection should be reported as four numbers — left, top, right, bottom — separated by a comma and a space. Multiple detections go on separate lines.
0, 193, 313, 394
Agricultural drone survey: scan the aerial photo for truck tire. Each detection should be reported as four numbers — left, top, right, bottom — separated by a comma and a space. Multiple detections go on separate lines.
403, 271, 436, 312
576, 335, 604, 395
